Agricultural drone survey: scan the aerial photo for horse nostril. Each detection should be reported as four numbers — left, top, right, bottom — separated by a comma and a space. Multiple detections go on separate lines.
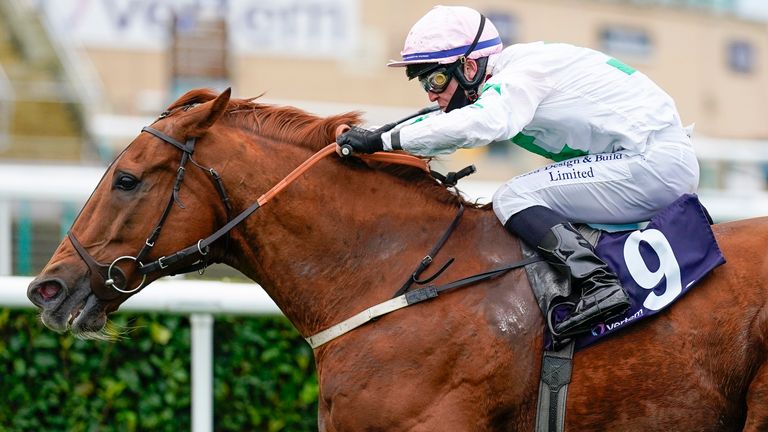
37, 281, 62, 301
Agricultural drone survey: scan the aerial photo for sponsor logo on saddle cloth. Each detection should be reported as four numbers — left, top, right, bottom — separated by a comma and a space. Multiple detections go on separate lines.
548, 194, 726, 351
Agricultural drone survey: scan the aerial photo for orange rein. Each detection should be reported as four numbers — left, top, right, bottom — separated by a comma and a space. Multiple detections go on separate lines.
257, 143, 431, 207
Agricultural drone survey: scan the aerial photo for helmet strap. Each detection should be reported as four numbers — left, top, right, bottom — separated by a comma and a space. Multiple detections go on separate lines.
444, 13, 490, 112
445, 87, 471, 113
445, 56, 489, 112
453, 56, 489, 90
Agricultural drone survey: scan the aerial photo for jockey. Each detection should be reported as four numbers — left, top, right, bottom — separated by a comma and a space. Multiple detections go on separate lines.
337, 5, 699, 337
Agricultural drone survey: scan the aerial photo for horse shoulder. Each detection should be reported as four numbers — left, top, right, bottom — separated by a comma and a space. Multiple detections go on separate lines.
315, 208, 543, 430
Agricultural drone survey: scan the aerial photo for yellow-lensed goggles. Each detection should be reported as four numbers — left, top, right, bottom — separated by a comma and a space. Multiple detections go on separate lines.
418, 67, 454, 94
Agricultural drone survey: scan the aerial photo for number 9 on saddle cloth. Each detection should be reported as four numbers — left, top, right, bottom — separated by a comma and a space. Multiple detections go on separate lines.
523, 194, 725, 351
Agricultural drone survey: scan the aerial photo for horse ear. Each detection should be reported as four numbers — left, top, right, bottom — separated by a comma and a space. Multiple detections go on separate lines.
198, 87, 231, 130
184, 87, 231, 136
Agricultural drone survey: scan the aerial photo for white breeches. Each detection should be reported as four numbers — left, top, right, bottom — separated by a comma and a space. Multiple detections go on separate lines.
492, 126, 700, 225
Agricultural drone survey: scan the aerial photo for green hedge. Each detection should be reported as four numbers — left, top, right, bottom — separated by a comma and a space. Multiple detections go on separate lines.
0, 309, 318, 431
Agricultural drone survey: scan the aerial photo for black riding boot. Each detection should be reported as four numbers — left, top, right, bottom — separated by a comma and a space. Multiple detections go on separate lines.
538, 223, 631, 336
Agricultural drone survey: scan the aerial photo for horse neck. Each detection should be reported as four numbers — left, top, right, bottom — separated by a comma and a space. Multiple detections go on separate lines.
213, 135, 476, 337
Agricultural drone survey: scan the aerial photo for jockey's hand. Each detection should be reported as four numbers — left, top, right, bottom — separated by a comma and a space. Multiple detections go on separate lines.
337, 126, 384, 155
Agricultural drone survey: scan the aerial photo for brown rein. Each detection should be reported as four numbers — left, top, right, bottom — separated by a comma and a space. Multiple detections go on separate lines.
136, 142, 432, 278
258, 143, 430, 206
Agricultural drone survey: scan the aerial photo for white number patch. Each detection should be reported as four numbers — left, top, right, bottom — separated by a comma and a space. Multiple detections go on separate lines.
622, 229, 682, 311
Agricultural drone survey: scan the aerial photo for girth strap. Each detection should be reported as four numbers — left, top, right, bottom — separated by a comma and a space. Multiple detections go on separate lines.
535, 341, 575, 432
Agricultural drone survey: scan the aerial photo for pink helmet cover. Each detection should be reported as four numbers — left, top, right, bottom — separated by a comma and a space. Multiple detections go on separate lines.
387, 5, 503, 67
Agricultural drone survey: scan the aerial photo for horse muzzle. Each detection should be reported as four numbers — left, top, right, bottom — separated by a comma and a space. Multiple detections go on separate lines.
27, 276, 108, 335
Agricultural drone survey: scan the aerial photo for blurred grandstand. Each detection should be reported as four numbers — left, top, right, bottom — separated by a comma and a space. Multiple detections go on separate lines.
0, 0, 99, 160
1, 0, 767, 276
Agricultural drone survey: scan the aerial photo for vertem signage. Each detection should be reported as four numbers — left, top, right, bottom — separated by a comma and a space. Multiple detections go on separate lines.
40, 0, 359, 59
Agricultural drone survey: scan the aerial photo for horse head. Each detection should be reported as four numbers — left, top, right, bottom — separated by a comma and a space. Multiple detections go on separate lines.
26, 87, 387, 339
27, 88, 236, 338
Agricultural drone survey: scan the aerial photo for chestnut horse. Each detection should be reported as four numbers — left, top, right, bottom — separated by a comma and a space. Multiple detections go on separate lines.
27, 88, 768, 431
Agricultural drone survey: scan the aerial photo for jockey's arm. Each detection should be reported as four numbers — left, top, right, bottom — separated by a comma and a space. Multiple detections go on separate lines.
383, 70, 551, 157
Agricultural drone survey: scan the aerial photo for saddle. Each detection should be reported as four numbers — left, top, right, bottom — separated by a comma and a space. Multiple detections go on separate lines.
523, 193, 725, 351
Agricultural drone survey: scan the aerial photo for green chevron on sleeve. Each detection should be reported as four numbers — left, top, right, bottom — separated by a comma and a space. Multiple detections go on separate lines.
607, 58, 636, 75
481, 83, 503, 95
511, 133, 589, 161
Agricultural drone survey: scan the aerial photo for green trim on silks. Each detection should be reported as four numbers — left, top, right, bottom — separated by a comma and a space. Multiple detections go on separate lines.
482, 83, 503, 95
607, 58, 636, 75
469, 103, 484, 109
511, 133, 589, 162
411, 115, 428, 124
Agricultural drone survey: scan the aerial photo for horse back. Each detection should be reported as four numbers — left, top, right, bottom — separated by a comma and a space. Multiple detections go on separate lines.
710, 216, 768, 352
564, 216, 768, 430
708, 216, 768, 345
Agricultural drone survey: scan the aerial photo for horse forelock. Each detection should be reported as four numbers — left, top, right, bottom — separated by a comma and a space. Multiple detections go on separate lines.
164, 89, 476, 207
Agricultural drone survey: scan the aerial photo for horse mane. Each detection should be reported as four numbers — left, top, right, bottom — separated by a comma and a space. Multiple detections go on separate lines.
166, 88, 363, 152
167, 89, 478, 207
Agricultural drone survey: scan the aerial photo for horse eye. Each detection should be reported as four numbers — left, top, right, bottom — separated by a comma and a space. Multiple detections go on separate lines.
114, 174, 139, 191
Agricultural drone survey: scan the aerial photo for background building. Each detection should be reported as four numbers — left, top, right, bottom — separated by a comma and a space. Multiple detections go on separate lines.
3, 0, 767, 178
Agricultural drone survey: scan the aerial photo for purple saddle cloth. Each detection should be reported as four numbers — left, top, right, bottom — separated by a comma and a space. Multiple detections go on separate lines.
545, 193, 726, 351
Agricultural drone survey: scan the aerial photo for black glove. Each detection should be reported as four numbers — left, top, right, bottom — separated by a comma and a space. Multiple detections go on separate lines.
337, 126, 384, 154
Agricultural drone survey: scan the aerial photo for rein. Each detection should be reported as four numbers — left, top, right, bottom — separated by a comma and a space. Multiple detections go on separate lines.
136, 143, 431, 276
68, 129, 431, 301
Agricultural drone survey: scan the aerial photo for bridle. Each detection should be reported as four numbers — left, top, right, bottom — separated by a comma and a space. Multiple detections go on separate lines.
67, 121, 432, 301
68, 125, 234, 301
